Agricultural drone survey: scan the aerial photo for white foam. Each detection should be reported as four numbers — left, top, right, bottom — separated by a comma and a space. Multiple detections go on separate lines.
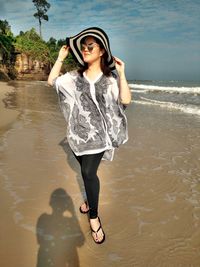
130, 89, 148, 93
129, 83, 200, 94
132, 97, 200, 116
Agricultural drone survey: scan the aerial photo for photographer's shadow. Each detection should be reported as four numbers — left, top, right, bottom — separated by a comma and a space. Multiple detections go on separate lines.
36, 188, 84, 267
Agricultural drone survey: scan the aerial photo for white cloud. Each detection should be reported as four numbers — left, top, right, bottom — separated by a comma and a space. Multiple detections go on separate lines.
0, 0, 199, 80
1, 0, 199, 43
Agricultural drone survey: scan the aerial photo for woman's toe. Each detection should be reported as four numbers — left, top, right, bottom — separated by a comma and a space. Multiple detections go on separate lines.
81, 202, 89, 212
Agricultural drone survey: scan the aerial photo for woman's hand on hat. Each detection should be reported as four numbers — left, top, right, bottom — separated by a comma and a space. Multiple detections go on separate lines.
58, 45, 70, 61
113, 56, 125, 76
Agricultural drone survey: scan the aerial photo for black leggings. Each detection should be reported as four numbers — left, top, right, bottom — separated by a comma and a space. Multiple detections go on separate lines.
73, 151, 104, 219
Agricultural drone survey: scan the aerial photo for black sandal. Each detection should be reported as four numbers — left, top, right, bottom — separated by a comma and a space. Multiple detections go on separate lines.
79, 201, 89, 214
90, 217, 105, 244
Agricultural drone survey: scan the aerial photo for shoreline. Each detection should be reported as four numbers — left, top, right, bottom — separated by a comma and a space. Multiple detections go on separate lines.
0, 81, 20, 130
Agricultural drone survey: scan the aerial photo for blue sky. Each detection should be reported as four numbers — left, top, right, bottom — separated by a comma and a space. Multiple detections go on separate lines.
1, 0, 200, 81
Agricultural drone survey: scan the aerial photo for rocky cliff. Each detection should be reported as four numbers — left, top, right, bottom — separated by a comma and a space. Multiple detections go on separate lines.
0, 52, 50, 81
15, 53, 50, 80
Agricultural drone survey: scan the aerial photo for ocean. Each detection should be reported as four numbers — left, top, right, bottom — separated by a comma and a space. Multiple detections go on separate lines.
129, 80, 200, 116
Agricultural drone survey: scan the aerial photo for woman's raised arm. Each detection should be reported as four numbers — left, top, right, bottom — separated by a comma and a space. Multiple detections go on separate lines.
47, 45, 70, 86
113, 56, 131, 105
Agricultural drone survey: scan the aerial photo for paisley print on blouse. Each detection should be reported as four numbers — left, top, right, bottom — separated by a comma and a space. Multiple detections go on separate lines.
53, 70, 128, 161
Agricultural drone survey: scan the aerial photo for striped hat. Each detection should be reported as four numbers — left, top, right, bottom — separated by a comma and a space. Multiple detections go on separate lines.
66, 27, 115, 70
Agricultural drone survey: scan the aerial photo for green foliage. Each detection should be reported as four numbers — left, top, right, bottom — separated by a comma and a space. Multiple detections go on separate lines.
32, 0, 51, 13
0, 20, 17, 79
0, 35, 14, 58
46, 37, 78, 70
0, 18, 77, 80
15, 28, 49, 63
0, 20, 16, 65
15, 28, 78, 70
0, 20, 11, 35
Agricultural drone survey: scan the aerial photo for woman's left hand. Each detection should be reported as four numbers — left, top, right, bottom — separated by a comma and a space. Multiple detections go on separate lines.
113, 56, 125, 76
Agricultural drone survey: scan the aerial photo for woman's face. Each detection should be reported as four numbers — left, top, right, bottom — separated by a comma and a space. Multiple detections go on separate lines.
81, 36, 104, 65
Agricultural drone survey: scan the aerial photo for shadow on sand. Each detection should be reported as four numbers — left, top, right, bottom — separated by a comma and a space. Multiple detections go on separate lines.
36, 188, 85, 267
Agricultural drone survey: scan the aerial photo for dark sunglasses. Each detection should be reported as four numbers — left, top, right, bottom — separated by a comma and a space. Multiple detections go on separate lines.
80, 43, 99, 53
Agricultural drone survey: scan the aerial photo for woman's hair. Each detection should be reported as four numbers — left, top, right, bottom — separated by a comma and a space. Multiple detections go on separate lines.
77, 36, 112, 77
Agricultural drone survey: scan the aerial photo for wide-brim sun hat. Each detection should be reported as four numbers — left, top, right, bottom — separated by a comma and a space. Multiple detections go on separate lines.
66, 27, 115, 70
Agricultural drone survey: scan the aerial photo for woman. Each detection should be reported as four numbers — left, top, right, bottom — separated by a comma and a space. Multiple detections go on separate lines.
48, 27, 131, 244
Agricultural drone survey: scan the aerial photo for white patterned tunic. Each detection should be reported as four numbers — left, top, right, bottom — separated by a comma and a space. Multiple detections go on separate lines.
53, 70, 128, 161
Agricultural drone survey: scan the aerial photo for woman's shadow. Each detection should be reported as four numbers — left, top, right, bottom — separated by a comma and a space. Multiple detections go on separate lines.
36, 188, 85, 267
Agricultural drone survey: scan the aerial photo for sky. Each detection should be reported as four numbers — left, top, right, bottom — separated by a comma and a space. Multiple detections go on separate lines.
0, 0, 200, 81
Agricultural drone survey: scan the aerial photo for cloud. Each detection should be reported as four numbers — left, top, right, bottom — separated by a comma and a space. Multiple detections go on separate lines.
0, 0, 39, 34
47, 0, 200, 44
1, 0, 199, 43
0, 0, 199, 80
0, 0, 34, 16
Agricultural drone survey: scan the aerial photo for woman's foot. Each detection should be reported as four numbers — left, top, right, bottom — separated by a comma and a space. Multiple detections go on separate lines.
90, 217, 105, 244
79, 201, 89, 214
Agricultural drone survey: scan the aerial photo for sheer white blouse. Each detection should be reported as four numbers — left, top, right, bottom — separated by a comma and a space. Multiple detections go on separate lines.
53, 70, 128, 161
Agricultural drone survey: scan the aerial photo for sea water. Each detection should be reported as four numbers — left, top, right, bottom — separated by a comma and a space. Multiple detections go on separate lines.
129, 80, 200, 116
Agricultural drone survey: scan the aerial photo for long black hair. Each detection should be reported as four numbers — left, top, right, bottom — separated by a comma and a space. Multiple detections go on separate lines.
77, 36, 112, 77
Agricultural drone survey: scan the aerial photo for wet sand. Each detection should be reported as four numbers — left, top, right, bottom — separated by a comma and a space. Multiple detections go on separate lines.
0, 80, 200, 267
0, 82, 20, 130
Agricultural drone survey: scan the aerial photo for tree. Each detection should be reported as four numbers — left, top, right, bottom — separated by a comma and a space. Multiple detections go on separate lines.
46, 37, 78, 70
0, 20, 15, 62
0, 34, 15, 63
32, 0, 50, 38
47, 37, 57, 49
15, 28, 49, 63
0, 20, 11, 35
0, 20, 17, 79
0, 19, 14, 38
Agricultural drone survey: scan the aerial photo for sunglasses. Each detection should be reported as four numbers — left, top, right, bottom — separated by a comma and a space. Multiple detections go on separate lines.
80, 43, 99, 53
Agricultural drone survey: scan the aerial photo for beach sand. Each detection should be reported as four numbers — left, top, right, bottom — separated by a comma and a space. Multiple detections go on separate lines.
0, 80, 200, 267
0, 82, 20, 130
